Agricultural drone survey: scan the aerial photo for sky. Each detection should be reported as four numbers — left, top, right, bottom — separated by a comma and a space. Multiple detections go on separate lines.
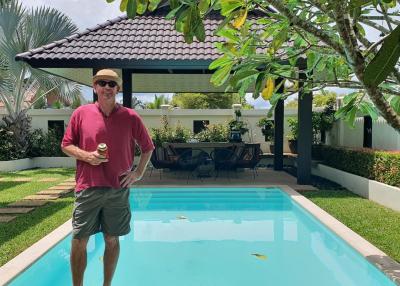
21, 0, 362, 108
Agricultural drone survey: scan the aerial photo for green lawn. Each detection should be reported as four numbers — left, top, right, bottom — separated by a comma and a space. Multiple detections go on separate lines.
304, 177, 400, 263
0, 168, 75, 266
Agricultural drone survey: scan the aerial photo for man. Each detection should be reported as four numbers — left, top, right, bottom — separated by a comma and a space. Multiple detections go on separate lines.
61, 69, 154, 286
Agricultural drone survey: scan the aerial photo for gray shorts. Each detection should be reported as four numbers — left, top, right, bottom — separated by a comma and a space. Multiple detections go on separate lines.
72, 187, 131, 239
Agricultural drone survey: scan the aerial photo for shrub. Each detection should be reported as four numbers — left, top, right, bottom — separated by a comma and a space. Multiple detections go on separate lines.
0, 127, 25, 160
151, 117, 192, 146
312, 145, 400, 187
195, 123, 229, 142
27, 129, 66, 157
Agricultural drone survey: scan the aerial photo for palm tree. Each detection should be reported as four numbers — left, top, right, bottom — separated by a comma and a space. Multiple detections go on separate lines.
0, 0, 81, 155
146, 94, 170, 109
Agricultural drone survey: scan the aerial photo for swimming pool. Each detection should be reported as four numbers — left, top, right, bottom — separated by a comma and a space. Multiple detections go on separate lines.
7, 187, 397, 285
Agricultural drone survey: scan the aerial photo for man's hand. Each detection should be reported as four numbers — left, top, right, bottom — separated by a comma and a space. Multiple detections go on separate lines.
119, 169, 143, 188
85, 151, 108, 166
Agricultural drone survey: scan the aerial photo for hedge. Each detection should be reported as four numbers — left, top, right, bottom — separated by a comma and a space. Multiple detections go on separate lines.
312, 145, 400, 188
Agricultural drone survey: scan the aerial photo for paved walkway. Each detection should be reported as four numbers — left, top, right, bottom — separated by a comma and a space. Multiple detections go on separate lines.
138, 167, 317, 192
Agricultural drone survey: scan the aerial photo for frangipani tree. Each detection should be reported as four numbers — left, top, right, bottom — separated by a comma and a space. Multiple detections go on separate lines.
108, 0, 400, 132
0, 0, 81, 153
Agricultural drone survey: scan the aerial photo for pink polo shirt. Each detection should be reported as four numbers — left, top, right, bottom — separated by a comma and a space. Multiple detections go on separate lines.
62, 103, 154, 192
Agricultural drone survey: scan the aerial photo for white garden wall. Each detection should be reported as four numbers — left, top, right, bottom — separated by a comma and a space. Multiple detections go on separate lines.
0, 107, 398, 152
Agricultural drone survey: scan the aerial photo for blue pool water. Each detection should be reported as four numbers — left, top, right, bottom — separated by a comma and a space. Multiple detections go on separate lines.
10, 187, 395, 286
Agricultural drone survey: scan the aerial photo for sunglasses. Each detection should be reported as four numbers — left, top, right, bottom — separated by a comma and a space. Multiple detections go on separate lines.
96, 80, 118, 88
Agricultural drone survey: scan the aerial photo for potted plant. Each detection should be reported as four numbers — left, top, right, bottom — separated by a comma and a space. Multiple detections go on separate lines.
287, 117, 298, 153
257, 118, 274, 153
228, 110, 249, 142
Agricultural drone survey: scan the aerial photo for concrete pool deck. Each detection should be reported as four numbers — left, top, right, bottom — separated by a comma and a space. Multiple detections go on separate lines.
0, 177, 399, 285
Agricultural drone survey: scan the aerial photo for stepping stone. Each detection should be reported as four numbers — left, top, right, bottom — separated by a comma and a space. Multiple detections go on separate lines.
0, 207, 34, 214
13, 178, 32, 182
23, 195, 59, 200
48, 185, 74, 191
0, 215, 16, 223
38, 178, 59, 182
57, 182, 76, 186
37, 189, 71, 196
64, 178, 75, 182
8, 200, 49, 207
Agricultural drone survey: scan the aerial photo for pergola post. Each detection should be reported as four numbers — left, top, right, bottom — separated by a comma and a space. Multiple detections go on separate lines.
92, 68, 101, 102
122, 69, 132, 108
297, 58, 313, 184
274, 78, 284, 171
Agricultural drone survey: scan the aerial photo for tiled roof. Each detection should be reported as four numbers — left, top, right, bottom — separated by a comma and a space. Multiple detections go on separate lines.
15, 8, 231, 65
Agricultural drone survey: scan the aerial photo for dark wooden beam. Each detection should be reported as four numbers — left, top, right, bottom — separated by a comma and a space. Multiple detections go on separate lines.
92, 68, 101, 102
274, 78, 284, 171
122, 69, 132, 108
297, 58, 313, 185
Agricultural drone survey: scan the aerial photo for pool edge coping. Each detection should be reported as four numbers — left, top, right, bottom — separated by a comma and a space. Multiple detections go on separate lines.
0, 185, 399, 285
0, 219, 72, 286
280, 185, 400, 286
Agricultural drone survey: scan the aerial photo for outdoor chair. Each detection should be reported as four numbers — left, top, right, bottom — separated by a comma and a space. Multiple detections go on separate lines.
177, 149, 211, 183
149, 145, 179, 179
210, 148, 239, 180
236, 143, 262, 179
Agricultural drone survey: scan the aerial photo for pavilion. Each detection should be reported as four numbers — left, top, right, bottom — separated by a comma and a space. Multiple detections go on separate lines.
15, 7, 313, 184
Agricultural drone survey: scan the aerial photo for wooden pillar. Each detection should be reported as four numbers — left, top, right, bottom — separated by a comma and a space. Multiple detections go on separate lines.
274, 78, 284, 171
297, 59, 313, 185
122, 69, 132, 108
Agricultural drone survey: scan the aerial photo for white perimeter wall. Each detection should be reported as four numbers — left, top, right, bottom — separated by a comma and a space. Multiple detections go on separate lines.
1, 107, 398, 152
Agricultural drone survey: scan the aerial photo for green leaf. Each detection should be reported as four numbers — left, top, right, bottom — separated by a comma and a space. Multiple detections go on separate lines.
238, 75, 256, 97
198, 0, 210, 14
253, 73, 265, 99
364, 24, 400, 86
220, 0, 243, 16
359, 101, 378, 120
217, 28, 240, 43
166, 5, 183, 19
106, 0, 116, 3
210, 63, 234, 86
390, 96, 400, 114
230, 69, 260, 87
126, 0, 137, 17
148, 0, 162, 11
346, 106, 358, 128
137, 0, 148, 14
120, 0, 128, 11
195, 20, 206, 42
209, 55, 233, 70
169, 0, 180, 9
348, 0, 372, 10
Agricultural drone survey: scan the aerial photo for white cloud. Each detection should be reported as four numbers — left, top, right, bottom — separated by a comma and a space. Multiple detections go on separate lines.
22, 0, 124, 31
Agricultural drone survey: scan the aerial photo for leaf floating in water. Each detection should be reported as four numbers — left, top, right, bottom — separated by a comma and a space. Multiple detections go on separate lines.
99, 256, 103, 262
176, 215, 188, 220
251, 253, 267, 260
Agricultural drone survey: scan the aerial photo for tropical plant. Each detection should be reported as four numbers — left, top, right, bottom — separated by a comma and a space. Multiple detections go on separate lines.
257, 117, 274, 141
287, 117, 299, 141
0, 0, 81, 155
171, 92, 253, 109
146, 94, 170, 109
195, 123, 230, 142
111, 0, 400, 132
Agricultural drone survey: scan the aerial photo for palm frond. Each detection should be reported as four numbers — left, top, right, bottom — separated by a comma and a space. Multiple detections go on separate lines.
26, 6, 78, 49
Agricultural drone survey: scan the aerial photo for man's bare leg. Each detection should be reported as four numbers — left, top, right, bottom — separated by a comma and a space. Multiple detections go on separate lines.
71, 237, 89, 286
103, 234, 120, 286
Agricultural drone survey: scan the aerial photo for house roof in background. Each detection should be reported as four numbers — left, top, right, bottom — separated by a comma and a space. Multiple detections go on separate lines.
15, 7, 232, 68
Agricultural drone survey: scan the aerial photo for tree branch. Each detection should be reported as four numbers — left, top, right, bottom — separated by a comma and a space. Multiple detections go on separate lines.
265, 0, 346, 57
